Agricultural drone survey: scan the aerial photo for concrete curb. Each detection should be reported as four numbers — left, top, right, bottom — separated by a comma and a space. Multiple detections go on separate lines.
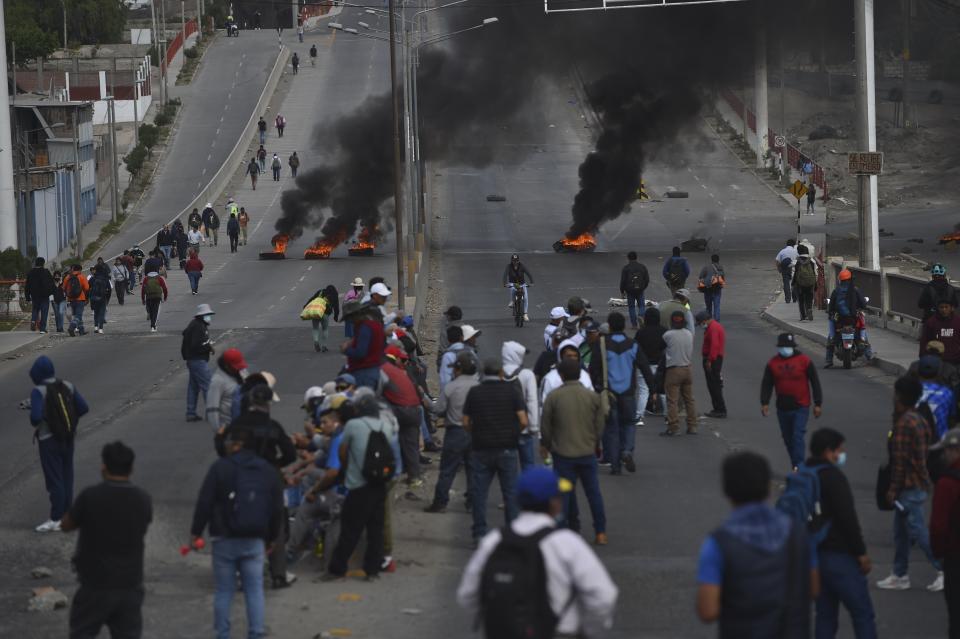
759, 304, 908, 377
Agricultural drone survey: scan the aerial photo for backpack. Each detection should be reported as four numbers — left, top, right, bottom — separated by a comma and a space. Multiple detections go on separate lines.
226, 456, 273, 538
479, 526, 565, 639
361, 425, 396, 484
67, 275, 83, 299
88, 276, 107, 302
210, 212, 220, 228
272, 157, 281, 169
796, 260, 817, 288
628, 271, 645, 293
835, 286, 852, 317
775, 463, 831, 546
144, 277, 163, 300
667, 258, 686, 285
44, 380, 78, 442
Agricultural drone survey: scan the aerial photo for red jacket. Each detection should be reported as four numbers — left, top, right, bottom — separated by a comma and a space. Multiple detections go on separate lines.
185, 257, 204, 274
931, 460, 960, 559
760, 352, 823, 410
702, 320, 725, 362
380, 361, 420, 407
921, 313, 960, 365
141, 275, 168, 303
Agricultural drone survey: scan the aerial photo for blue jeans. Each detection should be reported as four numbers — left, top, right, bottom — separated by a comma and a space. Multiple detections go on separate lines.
31, 299, 49, 330
185, 359, 211, 418
602, 392, 637, 472
776, 407, 809, 468
470, 448, 519, 541
69, 301, 86, 334
159, 245, 172, 265
187, 271, 201, 293
53, 300, 65, 332
38, 436, 74, 521
431, 426, 472, 508
259, 130, 266, 145
893, 488, 941, 577
508, 284, 529, 314
518, 434, 536, 471
211, 538, 266, 639
625, 291, 645, 328
815, 551, 877, 639
419, 407, 434, 446
350, 366, 380, 390
554, 454, 606, 534
781, 268, 793, 302
703, 288, 721, 321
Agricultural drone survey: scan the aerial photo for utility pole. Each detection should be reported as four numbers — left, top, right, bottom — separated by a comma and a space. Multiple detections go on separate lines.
754, 22, 769, 170
901, 0, 912, 127
779, 37, 787, 185
160, 0, 168, 106
855, 0, 880, 269
181, 0, 186, 46
107, 98, 120, 223
133, 73, 141, 145
0, 0, 18, 251
388, 0, 405, 309
197, 0, 202, 41
62, 0, 68, 50
72, 107, 83, 259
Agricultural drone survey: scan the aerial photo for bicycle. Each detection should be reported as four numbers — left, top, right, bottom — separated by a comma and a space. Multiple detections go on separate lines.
510, 283, 527, 327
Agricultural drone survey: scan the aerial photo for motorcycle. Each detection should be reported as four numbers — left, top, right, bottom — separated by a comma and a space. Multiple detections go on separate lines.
827, 295, 871, 369
227, 22, 239, 37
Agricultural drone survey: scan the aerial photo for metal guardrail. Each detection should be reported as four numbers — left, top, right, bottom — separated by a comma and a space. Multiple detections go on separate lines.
846, 266, 882, 313
827, 260, 931, 335
886, 272, 927, 324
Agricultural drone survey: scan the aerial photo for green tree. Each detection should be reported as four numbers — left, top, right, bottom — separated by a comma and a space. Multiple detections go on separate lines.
66, 0, 127, 45
4, 1, 59, 62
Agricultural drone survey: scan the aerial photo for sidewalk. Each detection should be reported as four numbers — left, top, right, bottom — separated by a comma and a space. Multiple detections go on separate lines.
762, 294, 919, 376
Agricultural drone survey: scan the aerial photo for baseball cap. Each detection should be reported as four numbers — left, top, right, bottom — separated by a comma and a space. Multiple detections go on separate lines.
927, 340, 946, 355
776, 333, 796, 347
370, 282, 392, 297
302, 386, 325, 408
584, 320, 601, 333
694, 310, 711, 323
675, 288, 691, 298
318, 394, 349, 416
918, 355, 941, 378
385, 345, 408, 361
222, 348, 248, 373
516, 468, 572, 508
260, 371, 281, 402
335, 373, 357, 387
931, 427, 960, 451
550, 306, 569, 320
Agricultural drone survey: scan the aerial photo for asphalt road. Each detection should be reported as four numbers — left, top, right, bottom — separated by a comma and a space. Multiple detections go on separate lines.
0, 11, 949, 639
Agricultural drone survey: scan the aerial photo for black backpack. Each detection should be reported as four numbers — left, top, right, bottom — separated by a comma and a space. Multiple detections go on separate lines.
479, 526, 564, 639
44, 381, 77, 441
667, 258, 686, 285
361, 424, 396, 484
628, 271, 645, 292
67, 275, 83, 299
89, 276, 108, 302
226, 456, 274, 538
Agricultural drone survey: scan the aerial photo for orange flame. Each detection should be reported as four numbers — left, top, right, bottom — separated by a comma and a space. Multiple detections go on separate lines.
271, 234, 289, 253
559, 231, 597, 251
350, 225, 378, 252
304, 230, 347, 259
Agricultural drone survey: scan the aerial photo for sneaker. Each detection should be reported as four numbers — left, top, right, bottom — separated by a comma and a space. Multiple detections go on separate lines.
595, 533, 608, 546
35, 519, 61, 533
634, 417, 645, 427
423, 442, 442, 453
705, 411, 727, 419
622, 455, 636, 473
318, 572, 346, 583
151, 327, 157, 333
185, 415, 203, 422
314, 343, 321, 352
39, 330, 46, 334
423, 503, 446, 513
597, 460, 612, 468
928, 572, 944, 592
406, 478, 424, 489
523, 314, 529, 321
876, 574, 911, 590
272, 572, 297, 589
824, 361, 834, 369
658, 429, 679, 437
381, 555, 396, 573
507, 302, 513, 308
68, 326, 76, 337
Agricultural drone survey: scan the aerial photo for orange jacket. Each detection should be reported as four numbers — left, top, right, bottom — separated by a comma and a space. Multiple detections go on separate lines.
63, 272, 90, 302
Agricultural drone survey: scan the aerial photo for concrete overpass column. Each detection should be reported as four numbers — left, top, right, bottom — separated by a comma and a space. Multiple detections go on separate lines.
754, 23, 769, 170
0, 0, 18, 251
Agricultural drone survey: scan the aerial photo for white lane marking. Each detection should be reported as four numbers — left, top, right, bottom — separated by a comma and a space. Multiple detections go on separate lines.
279, 295, 286, 301
221, 299, 233, 304
693, 175, 701, 181
708, 192, 716, 199
307, 265, 313, 271
289, 287, 297, 292
201, 167, 207, 176
268, 304, 275, 310
729, 184, 741, 191
207, 153, 212, 161
299, 275, 306, 282
701, 183, 708, 189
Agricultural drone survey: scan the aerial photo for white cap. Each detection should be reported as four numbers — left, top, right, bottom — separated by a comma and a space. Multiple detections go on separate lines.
461, 324, 481, 342
370, 282, 392, 297
206, 202, 212, 208
302, 386, 325, 407
260, 371, 281, 402
550, 306, 569, 320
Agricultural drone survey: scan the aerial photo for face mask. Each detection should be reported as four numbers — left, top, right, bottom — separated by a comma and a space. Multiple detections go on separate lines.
836, 452, 847, 467
202, 315, 212, 325
777, 347, 794, 358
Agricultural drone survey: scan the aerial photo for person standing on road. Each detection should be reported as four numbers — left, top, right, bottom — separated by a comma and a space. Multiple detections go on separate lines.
807, 182, 817, 215
275, 114, 286, 138
697, 310, 727, 419
25, 257, 55, 333
696, 451, 813, 637
52, 271, 66, 332
635, 306, 666, 422
660, 311, 698, 437
205, 348, 248, 432
761, 333, 823, 470
29, 355, 90, 533
463, 358, 528, 545
919, 264, 960, 322
271, 154, 282, 181
697, 254, 725, 321
60, 442, 152, 639
793, 244, 819, 322
207, 208, 221, 247
187, 226, 203, 256
776, 239, 799, 303
876, 376, 944, 593
201, 205, 214, 245
541, 358, 608, 545
227, 213, 241, 253
64, 264, 90, 337
457, 467, 619, 638
185, 249, 204, 296
256, 145, 267, 172
379, 345, 425, 487
922, 300, 960, 367
502, 340, 540, 471
930, 427, 960, 636
424, 353, 479, 514
173, 227, 189, 270
662, 246, 690, 294
297, 24, 304, 42
804, 428, 878, 639
257, 116, 267, 144
289, 151, 300, 178
157, 224, 174, 265
191, 429, 282, 639
238, 208, 250, 246
181, 304, 215, 423
291, 52, 300, 74
140, 270, 168, 333
342, 301, 386, 389
111, 258, 128, 306
658, 288, 695, 335
309, 43, 317, 66
619, 251, 649, 329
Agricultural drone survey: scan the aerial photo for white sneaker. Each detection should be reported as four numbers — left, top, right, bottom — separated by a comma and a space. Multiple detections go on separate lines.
927, 572, 944, 592
507, 302, 513, 308
523, 314, 529, 321
35, 519, 61, 533
151, 327, 157, 333
876, 574, 911, 590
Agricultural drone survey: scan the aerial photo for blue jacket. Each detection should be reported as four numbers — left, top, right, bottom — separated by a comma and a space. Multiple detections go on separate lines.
589, 333, 654, 395
29, 356, 89, 440
662, 256, 690, 280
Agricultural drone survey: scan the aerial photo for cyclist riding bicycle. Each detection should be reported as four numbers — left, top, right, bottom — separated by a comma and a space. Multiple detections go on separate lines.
502, 253, 533, 322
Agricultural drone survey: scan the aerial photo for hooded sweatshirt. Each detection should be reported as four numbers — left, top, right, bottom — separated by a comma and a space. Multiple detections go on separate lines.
539, 338, 594, 405
501, 341, 540, 434
635, 307, 667, 363
29, 356, 89, 440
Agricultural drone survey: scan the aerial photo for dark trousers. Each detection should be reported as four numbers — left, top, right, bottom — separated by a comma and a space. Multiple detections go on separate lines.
115, 284, 125, 305
625, 291, 645, 328
815, 551, 877, 639
431, 426, 472, 507
31, 299, 49, 330
229, 233, 239, 253
781, 268, 794, 302
328, 483, 386, 577
470, 448, 519, 541
554, 454, 606, 534
601, 392, 637, 473
946, 555, 960, 639
38, 437, 74, 521
393, 405, 422, 481
145, 299, 161, 329
703, 288, 722, 321
91, 300, 106, 329
703, 356, 726, 413
798, 285, 815, 320
272, 167, 281, 180
70, 586, 144, 639
268, 506, 288, 580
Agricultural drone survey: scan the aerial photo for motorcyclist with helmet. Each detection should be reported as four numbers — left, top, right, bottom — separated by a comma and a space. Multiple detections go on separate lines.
918, 263, 960, 321
502, 254, 534, 322
825, 268, 873, 368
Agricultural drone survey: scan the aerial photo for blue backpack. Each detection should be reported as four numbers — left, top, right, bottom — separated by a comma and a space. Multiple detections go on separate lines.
775, 463, 831, 546
226, 454, 275, 538
834, 284, 852, 317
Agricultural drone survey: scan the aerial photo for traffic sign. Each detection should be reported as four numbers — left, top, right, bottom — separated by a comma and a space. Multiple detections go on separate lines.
774, 135, 786, 148
848, 152, 884, 175
789, 180, 808, 201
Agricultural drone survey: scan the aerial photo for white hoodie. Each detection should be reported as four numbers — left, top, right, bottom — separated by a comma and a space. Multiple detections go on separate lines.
539, 338, 594, 406
501, 341, 539, 435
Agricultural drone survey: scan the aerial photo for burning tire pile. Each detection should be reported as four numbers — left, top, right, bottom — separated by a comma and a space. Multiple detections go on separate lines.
260, 228, 379, 260
553, 231, 597, 253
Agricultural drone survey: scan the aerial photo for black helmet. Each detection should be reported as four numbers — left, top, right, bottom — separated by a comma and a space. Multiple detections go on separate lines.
511, 254, 519, 261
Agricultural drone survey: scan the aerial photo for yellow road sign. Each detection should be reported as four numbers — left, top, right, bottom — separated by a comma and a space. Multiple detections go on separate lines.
789, 180, 808, 201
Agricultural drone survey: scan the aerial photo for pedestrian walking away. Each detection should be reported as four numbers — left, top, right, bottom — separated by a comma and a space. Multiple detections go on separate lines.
24, 257, 55, 333
634, 306, 666, 423
697, 254, 725, 321
289, 151, 300, 178
379, 346, 426, 486
930, 427, 960, 637
776, 239, 799, 303
458, 467, 618, 639
696, 451, 814, 637
111, 258, 128, 306
275, 114, 286, 138
141, 270, 168, 332
697, 310, 727, 419
181, 305, 215, 422
662, 246, 690, 294
271, 154, 282, 181
619, 251, 650, 329
61, 442, 152, 639
88, 264, 112, 334
257, 116, 267, 145
502, 340, 540, 472
660, 310, 698, 437
760, 333, 823, 470
292, 52, 300, 74
29, 355, 90, 532
297, 25, 304, 42
238, 208, 250, 246
64, 264, 90, 337
185, 250, 204, 295
309, 43, 317, 66
227, 213, 241, 253
807, 182, 817, 214
793, 244, 819, 322
301, 285, 340, 352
